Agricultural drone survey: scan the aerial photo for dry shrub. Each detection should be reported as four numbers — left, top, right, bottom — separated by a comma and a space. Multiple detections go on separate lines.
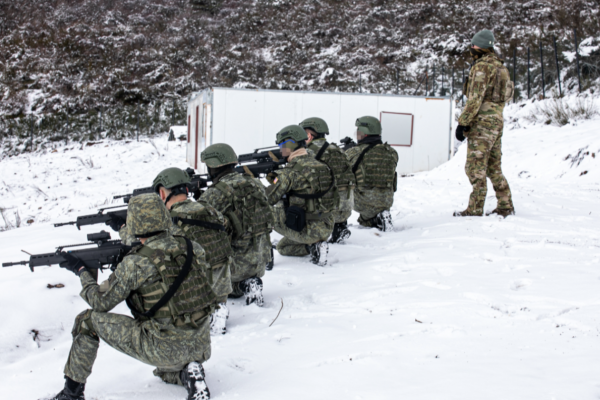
526, 97, 599, 126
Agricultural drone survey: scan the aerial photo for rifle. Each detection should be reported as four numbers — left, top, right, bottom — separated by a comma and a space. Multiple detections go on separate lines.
113, 168, 210, 204
2, 231, 139, 272
54, 205, 128, 230
340, 137, 357, 151
235, 146, 287, 178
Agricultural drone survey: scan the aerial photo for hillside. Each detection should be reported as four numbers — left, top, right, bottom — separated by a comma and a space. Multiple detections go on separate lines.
1, 0, 599, 143
0, 98, 599, 399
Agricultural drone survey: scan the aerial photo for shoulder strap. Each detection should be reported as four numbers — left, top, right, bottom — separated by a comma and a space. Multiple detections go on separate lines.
171, 217, 226, 232
314, 141, 329, 161
352, 143, 377, 174
142, 237, 194, 318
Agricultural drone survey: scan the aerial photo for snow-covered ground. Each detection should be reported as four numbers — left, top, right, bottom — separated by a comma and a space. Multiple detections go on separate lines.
1, 98, 599, 400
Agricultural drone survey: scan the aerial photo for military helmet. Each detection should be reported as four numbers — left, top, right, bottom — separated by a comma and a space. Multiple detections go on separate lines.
299, 117, 329, 135
201, 143, 238, 168
276, 125, 308, 144
127, 193, 172, 238
355, 116, 382, 136
152, 167, 191, 193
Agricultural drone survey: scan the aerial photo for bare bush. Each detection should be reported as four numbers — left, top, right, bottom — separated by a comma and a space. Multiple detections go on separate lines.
526, 97, 599, 126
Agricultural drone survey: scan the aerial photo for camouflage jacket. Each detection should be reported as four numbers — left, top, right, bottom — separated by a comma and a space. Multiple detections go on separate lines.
307, 138, 356, 189
79, 232, 210, 323
458, 52, 513, 127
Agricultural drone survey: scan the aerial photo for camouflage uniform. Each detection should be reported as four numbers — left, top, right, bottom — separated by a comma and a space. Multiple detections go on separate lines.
170, 199, 233, 303
307, 138, 355, 223
266, 151, 334, 256
64, 231, 214, 386
459, 51, 514, 215
200, 171, 272, 284
345, 141, 398, 227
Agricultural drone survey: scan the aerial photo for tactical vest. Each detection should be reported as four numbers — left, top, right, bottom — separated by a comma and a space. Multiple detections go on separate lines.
170, 204, 232, 269
127, 236, 217, 325
354, 143, 398, 190
214, 174, 274, 242
287, 155, 337, 214
309, 140, 355, 200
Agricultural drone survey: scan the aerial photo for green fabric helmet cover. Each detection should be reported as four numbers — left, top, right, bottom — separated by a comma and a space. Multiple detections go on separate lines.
299, 117, 329, 135
127, 193, 172, 237
152, 167, 191, 192
276, 125, 308, 144
201, 143, 238, 168
471, 29, 495, 49
355, 116, 382, 136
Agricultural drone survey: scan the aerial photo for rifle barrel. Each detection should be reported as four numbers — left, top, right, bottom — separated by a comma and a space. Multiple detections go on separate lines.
2, 261, 28, 267
54, 221, 77, 227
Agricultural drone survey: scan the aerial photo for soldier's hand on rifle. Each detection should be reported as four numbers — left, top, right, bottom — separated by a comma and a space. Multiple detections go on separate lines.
59, 252, 88, 276
107, 216, 126, 232
455, 125, 470, 142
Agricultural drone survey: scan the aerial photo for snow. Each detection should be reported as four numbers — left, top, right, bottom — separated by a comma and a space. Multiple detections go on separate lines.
1, 98, 600, 399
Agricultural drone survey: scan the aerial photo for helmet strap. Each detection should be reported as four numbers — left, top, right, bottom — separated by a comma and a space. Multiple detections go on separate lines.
164, 185, 188, 205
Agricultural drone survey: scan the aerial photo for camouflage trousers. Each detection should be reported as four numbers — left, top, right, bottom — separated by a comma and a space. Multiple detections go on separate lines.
273, 206, 334, 256
353, 187, 394, 227
333, 187, 354, 224
465, 123, 513, 215
64, 309, 211, 385
230, 232, 271, 283
210, 262, 233, 304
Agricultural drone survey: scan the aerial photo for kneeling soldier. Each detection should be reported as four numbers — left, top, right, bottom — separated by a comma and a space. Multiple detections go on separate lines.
266, 125, 336, 266
199, 143, 274, 308
345, 116, 398, 231
153, 167, 233, 335
300, 117, 356, 244
50, 194, 217, 400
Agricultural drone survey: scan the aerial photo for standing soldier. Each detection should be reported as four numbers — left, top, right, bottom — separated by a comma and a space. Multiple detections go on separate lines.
199, 144, 273, 308
300, 117, 356, 243
152, 167, 233, 335
454, 29, 515, 217
345, 116, 398, 231
266, 125, 336, 266
49, 194, 216, 400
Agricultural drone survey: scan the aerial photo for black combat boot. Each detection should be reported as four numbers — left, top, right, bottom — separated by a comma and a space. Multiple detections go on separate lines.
486, 208, 515, 218
48, 376, 85, 400
307, 241, 328, 266
329, 221, 351, 244
239, 276, 264, 307
374, 210, 393, 232
209, 303, 229, 335
180, 362, 210, 400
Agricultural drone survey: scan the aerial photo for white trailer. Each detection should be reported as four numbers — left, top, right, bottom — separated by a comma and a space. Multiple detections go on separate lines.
186, 87, 454, 175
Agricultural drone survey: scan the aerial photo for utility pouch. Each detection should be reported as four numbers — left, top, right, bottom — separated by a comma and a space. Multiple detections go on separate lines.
285, 206, 306, 232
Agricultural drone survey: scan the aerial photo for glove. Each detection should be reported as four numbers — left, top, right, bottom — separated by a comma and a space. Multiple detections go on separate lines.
107, 216, 126, 232
59, 252, 86, 276
455, 125, 470, 142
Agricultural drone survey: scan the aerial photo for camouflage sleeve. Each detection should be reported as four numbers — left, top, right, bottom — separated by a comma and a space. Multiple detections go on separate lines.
79, 254, 154, 312
458, 63, 494, 127
265, 170, 294, 205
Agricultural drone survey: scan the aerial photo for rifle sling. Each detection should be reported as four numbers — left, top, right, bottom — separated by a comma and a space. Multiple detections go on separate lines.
314, 141, 329, 161
352, 143, 377, 175
141, 237, 194, 319
171, 217, 226, 232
